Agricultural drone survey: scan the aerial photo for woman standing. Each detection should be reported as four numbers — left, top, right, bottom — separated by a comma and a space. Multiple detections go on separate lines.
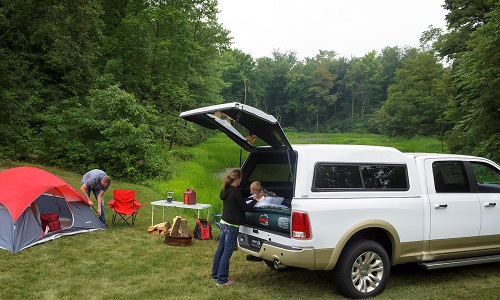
211, 168, 258, 286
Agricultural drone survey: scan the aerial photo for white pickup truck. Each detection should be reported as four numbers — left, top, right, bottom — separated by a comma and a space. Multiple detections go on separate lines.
180, 102, 500, 298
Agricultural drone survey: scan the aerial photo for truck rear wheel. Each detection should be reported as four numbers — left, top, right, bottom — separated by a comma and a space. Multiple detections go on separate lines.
332, 239, 390, 299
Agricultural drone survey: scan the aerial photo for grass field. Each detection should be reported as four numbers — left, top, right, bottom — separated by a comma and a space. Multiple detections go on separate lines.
1, 133, 498, 300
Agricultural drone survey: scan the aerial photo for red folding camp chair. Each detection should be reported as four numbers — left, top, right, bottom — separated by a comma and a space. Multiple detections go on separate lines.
108, 190, 146, 226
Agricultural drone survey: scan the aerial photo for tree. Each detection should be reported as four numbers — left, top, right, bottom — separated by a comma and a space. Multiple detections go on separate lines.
37, 86, 165, 181
0, 0, 103, 159
446, 5, 500, 162
256, 50, 298, 123
436, 0, 496, 62
378, 46, 404, 100
283, 63, 313, 130
219, 49, 258, 104
375, 52, 451, 137
433, 0, 498, 161
344, 52, 384, 132
308, 65, 336, 131
102, 0, 230, 108
99, 0, 231, 149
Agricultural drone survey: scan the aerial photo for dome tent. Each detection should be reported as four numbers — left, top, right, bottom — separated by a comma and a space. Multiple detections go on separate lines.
0, 166, 106, 253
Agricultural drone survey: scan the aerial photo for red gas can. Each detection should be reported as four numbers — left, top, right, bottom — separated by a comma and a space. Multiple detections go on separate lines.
184, 188, 196, 205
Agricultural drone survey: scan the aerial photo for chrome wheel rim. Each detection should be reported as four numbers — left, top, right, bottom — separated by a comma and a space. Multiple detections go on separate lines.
351, 251, 384, 293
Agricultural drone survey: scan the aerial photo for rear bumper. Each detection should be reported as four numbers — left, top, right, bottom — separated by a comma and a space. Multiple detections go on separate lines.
237, 233, 316, 269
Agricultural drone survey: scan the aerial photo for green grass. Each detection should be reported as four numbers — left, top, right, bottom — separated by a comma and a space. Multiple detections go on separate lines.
286, 132, 446, 153
1, 133, 498, 300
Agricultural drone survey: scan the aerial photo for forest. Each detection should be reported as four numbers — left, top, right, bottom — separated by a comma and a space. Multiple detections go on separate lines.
0, 0, 498, 182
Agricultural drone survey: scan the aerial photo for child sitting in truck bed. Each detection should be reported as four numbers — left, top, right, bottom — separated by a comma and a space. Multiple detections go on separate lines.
250, 181, 277, 199
249, 181, 286, 208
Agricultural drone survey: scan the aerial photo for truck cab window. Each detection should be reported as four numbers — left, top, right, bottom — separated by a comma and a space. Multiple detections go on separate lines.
432, 161, 470, 193
470, 162, 500, 193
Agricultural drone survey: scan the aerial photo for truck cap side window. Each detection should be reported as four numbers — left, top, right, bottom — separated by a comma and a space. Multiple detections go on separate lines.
312, 164, 409, 191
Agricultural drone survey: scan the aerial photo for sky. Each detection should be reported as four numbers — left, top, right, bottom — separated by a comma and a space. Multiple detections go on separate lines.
217, 0, 449, 60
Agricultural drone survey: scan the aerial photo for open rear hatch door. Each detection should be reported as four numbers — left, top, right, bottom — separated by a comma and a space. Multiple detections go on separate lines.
180, 102, 292, 152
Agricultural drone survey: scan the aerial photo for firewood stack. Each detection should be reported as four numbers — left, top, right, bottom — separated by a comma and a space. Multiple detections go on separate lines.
148, 222, 170, 235
148, 216, 190, 236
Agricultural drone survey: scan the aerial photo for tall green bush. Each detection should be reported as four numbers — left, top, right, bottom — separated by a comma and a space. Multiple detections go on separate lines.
38, 85, 167, 181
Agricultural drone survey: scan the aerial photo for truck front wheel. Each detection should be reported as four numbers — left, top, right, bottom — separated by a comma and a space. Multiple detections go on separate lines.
332, 239, 390, 299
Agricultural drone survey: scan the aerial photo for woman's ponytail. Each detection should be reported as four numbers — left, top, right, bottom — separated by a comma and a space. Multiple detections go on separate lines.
222, 168, 242, 190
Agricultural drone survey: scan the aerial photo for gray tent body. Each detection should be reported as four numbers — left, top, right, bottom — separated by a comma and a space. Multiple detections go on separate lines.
0, 194, 106, 253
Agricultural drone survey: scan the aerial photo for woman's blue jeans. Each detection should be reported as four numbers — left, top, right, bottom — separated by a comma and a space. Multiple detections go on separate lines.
211, 223, 239, 284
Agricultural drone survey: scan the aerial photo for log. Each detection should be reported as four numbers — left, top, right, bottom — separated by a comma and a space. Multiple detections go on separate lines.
158, 222, 170, 232
170, 216, 182, 237
179, 218, 189, 237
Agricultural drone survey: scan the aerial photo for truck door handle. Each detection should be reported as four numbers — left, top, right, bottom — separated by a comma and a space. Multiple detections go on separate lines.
434, 204, 448, 209
484, 202, 497, 207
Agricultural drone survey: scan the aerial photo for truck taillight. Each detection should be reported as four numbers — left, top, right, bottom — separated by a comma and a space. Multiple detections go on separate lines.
291, 211, 311, 239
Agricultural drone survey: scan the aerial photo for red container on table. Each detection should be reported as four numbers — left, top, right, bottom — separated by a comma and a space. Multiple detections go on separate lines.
184, 188, 196, 205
